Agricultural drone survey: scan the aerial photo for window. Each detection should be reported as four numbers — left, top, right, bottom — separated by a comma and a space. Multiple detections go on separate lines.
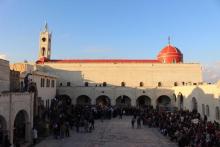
163, 59, 166, 63
46, 79, 50, 87
42, 37, 46, 42
182, 82, 185, 86
41, 78, 45, 87
174, 82, 178, 86
103, 82, 107, 87
121, 82, 126, 87
158, 82, 162, 87
140, 82, 144, 87
216, 107, 220, 120
60, 83, 63, 86
40, 78, 42, 87
42, 47, 46, 56
51, 80, 55, 88
67, 82, 71, 86
202, 104, 205, 116
206, 105, 210, 116
42, 78, 45, 87
85, 82, 89, 87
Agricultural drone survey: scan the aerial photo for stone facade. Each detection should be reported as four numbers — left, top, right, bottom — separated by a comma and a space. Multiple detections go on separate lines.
10, 70, 20, 92
33, 24, 206, 110
0, 59, 10, 93
0, 92, 33, 145
10, 63, 57, 107
173, 82, 220, 122
37, 62, 202, 108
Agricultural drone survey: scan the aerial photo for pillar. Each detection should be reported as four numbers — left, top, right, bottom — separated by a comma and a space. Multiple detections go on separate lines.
25, 121, 32, 142
131, 98, 136, 107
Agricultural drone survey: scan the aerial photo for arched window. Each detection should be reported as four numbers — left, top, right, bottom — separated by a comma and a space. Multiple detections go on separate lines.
42, 47, 46, 56
42, 37, 46, 42
163, 59, 166, 63
158, 82, 162, 87
140, 82, 144, 87
216, 107, 220, 120
59, 83, 62, 86
202, 104, 205, 115
174, 82, 178, 86
103, 82, 107, 87
84, 82, 89, 87
206, 105, 210, 116
192, 97, 198, 112
173, 94, 176, 102
121, 82, 126, 87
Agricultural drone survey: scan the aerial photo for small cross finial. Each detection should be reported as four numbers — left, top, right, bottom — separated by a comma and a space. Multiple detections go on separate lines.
44, 21, 48, 32
168, 36, 171, 45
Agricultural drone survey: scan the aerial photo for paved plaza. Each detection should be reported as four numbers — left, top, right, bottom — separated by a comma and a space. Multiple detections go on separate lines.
36, 116, 177, 147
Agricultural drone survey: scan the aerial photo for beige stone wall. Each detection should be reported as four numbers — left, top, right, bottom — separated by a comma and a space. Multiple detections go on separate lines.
42, 62, 202, 88
11, 63, 57, 105
58, 86, 175, 107
29, 71, 57, 104
0, 92, 33, 144
172, 83, 220, 122
0, 59, 10, 92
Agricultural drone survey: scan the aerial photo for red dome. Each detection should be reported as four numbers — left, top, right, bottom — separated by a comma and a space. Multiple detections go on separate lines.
157, 45, 183, 63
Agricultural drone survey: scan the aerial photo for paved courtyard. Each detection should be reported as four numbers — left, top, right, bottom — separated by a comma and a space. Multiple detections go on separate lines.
36, 116, 177, 147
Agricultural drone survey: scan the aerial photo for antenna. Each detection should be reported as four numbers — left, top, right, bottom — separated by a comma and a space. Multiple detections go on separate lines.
168, 36, 171, 45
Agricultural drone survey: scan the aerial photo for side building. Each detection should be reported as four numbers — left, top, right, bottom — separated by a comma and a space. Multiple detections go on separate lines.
0, 59, 34, 146
10, 62, 57, 109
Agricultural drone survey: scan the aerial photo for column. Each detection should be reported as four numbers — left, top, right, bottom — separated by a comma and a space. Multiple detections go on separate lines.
25, 121, 32, 142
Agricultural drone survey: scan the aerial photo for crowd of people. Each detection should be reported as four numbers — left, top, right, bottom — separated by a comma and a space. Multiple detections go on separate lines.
35, 96, 220, 147
135, 106, 220, 147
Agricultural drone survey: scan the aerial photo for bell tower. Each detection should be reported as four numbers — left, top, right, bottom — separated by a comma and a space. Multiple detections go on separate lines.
38, 23, 52, 61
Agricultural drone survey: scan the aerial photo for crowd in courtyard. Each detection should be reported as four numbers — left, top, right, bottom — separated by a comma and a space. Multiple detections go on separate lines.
132, 106, 220, 147
32, 95, 220, 147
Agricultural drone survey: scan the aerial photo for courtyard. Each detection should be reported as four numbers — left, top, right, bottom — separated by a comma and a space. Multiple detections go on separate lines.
36, 116, 177, 147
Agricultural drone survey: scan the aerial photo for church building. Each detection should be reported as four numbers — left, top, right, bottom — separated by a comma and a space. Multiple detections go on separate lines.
35, 24, 202, 110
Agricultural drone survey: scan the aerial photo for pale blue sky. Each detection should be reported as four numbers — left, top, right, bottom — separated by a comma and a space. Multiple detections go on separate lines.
0, 0, 220, 65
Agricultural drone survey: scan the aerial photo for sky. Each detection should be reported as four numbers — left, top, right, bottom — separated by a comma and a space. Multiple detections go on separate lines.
0, 0, 220, 82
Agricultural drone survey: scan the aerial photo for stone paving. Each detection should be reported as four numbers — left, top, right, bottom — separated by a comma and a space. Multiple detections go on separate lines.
36, 116, 177, 147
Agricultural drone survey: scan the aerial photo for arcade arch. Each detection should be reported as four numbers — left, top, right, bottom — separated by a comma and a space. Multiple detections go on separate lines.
96, 95, 111, 107
13, 110, 29, 144
136, 95, 151, 107
59, 94, 72, 105
157, 95, 171, 107
76, 95, 91, 105
116, 95, 131, 107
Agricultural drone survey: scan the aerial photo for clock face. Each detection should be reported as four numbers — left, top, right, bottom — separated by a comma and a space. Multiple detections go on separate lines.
42, 37, 46, 42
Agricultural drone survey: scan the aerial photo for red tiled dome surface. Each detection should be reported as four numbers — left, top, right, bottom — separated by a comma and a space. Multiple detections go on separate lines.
157, 45, 183, 63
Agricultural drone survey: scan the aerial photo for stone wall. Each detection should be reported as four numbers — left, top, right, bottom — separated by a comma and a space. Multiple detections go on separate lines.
173, 83, 220, 122
42, 62, 202, 88
0, 59, 10, 93
58, 86, 175, 107
0, 92, 33, 145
